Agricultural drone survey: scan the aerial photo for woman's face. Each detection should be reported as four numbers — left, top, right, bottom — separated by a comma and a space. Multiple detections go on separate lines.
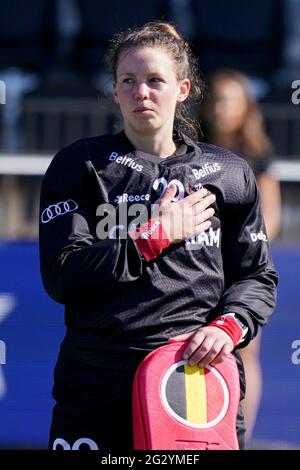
211, 79, 248, 133
113, 46, 190, 136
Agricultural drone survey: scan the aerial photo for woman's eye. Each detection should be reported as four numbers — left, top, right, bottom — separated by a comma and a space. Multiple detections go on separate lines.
149, 77, 162, 83
123, 78, 134, 84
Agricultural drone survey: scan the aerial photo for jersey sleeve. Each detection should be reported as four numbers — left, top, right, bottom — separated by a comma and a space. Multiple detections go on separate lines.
39, 140, 144, 304
220, 163, 278, 346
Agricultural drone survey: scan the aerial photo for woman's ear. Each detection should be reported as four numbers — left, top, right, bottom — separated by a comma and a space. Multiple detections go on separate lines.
177, 78, 191, 103
113, 83, 119, 104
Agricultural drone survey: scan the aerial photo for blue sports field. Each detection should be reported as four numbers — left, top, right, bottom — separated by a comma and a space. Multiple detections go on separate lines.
0, 241, 299, 449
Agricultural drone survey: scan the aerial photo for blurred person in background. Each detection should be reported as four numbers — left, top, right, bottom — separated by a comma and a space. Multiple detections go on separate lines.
202, 69, 282, 443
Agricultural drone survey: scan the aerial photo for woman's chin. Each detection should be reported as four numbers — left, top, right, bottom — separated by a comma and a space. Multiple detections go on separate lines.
131, 121, 159, 134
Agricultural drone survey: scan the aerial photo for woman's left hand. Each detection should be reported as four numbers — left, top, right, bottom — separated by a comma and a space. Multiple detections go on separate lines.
170, 326, 234, 368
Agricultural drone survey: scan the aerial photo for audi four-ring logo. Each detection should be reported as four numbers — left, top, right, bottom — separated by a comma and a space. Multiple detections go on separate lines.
41, 199, 78, 223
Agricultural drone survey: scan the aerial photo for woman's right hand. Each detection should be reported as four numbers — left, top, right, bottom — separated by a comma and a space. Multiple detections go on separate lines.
155, 185, 216, 244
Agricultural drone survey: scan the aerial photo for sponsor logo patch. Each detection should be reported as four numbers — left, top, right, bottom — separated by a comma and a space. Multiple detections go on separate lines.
250, 231, 268, 242
41, 199, 78, 223
192, 163, 221, 180
108, 152, 143, 173
114, 193, 150, 204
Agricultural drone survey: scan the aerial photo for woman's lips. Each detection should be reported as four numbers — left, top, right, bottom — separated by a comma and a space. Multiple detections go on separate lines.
133, 107, 153, 113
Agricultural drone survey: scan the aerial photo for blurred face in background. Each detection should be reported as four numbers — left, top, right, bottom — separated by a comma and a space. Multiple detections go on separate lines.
211, 78, 248, 134
113, 46, 190, 137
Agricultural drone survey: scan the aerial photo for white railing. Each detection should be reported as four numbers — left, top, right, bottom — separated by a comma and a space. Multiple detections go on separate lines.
0, 154, 299, 182
0, 154, 51, 175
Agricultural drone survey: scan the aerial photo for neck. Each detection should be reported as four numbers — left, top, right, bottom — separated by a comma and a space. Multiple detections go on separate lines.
124, 126, 176, 158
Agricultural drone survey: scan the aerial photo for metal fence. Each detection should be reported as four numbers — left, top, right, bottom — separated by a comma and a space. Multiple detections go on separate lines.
21, 96, 122, 152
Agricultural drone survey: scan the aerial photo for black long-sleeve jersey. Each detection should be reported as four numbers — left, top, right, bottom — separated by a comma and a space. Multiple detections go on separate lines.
39, 131, 278, 357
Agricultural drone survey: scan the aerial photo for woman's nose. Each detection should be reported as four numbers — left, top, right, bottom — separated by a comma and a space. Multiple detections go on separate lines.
134, 82, 149, 100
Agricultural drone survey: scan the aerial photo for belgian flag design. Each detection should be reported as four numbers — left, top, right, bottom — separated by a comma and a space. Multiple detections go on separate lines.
164, 363, 226, 426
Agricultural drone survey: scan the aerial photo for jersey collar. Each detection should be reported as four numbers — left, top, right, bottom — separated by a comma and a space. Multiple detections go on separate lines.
115, 129, 199, 155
